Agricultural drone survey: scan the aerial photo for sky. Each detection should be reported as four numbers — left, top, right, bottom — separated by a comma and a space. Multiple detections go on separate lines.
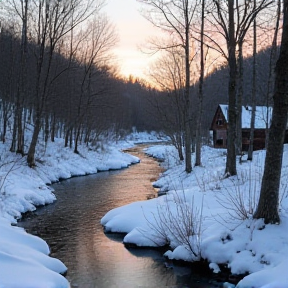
103, 0, 157, 80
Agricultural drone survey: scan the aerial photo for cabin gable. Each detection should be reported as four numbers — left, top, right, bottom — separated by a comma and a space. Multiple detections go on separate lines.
210, 105, 228, 149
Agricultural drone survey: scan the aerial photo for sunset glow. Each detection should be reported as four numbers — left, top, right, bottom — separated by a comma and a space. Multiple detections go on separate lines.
103, 0, 157, 80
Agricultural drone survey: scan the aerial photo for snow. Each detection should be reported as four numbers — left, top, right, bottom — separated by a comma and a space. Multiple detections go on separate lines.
0, 133, 148, 288
220, 104, 273, 129
1, 128, 288, 288
101, 143, 288, 288
0, 217, 68, 288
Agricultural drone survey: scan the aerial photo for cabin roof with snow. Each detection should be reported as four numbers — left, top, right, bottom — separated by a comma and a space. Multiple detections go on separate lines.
219, 104, 272, 129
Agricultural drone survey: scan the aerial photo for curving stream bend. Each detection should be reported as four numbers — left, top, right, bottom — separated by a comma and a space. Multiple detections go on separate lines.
18, 145, 223, 288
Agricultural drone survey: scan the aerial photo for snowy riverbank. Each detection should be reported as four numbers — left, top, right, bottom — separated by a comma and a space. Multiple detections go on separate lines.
101, 144, 288, 288
0, 132, 163, 288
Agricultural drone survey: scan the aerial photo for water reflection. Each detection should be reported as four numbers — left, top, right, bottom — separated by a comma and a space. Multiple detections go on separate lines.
18, 146, 221, 288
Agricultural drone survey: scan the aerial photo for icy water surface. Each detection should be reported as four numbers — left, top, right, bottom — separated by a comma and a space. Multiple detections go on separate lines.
18, 145, 225, 288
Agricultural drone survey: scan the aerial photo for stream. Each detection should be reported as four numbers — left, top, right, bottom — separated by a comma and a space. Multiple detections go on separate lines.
18, 145, 226, 288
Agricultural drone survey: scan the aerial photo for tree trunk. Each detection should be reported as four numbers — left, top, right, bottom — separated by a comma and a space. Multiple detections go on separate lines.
2, 117, 7, 144
265, 0, 281, 148
254, 0, 288, 224
51, 113, 56, 142
16, 0, 28, 156
248, 11, 257, 161
69, 127, 73, 149
59, 122, 63, 139
2, 101, 10, 143
225, 0, 237, 176
183, 78, 192, 173
195, 0, 205, 167
236, 41, 243, 156
74, 124, 81, 153
16, 106, 24, 155
64, 127, 70, 147
10, 113, 17, 152
27, 114, 42, 167
44, 113, 49, 145
184, 4, 192, 173
176, 133, 184, 161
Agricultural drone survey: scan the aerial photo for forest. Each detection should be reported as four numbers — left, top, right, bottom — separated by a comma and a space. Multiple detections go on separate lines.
0, 1, 281, 168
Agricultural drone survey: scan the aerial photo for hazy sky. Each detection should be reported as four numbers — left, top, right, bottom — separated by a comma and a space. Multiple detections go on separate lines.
103, 0, 156, 79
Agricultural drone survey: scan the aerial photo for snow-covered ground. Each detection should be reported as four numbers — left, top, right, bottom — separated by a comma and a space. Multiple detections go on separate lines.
0, 132, 164, 288
1, 130, 288, 288
101, 144, 288, 288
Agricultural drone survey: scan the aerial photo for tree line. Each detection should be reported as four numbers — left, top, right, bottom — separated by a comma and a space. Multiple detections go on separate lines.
138, 0, 281, 172
0, 0, 163, 167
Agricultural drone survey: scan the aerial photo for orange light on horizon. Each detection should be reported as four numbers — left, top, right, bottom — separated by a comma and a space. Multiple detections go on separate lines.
103, 0, 158, 81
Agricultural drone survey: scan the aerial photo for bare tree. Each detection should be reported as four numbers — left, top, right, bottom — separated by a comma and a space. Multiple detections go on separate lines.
139, 0, 200, 173
149, 48, 186, 161
207, 0, 274, 176
254, 0, 288, 224
70, 16, 116, 153
195, 0, 206, 167
25, 0, 104, 167
247, 0, 257, 161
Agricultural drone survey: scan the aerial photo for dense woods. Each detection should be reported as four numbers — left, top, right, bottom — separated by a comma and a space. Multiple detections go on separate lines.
0, 23, 280, 151
0, 22, 277, 150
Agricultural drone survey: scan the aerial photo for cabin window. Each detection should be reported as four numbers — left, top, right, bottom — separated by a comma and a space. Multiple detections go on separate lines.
216, 119, 223, 126
216, 139, 223, 145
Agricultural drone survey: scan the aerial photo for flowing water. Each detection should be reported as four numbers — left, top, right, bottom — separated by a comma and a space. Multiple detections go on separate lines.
18, 145, 226, 288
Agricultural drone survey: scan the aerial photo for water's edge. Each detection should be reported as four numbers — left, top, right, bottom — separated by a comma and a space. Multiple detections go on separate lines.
18, 145, 244, 287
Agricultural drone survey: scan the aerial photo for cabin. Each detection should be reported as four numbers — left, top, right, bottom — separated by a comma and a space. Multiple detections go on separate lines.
210, 104, 281, 151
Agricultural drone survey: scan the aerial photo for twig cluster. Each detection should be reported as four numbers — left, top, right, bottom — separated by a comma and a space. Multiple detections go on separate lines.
143, 190, 204, 260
